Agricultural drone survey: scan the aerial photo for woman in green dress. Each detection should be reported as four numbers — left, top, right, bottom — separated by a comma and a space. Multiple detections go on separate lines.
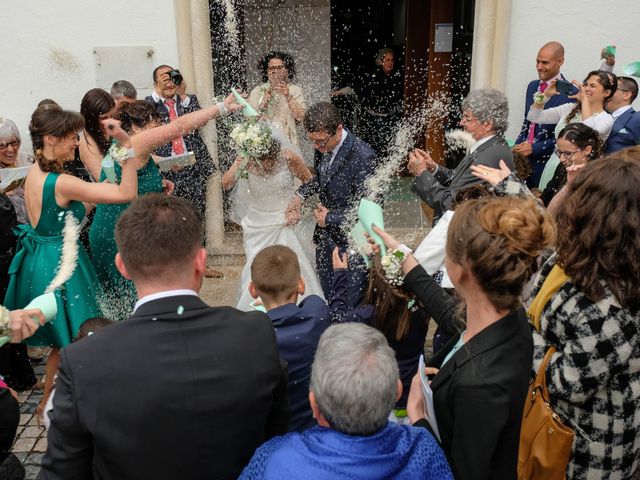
90, 101, 167, 319
4, 95, 240, 416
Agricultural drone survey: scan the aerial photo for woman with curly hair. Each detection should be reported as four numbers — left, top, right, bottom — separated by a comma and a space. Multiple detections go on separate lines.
528, 149, 640, 479
249, 51, 306, 144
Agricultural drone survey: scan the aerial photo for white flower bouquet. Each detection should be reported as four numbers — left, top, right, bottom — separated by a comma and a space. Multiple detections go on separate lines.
229, 119, 273, 179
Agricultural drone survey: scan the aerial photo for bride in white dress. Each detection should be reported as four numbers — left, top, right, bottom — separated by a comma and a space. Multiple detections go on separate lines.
222, 129, 324, 310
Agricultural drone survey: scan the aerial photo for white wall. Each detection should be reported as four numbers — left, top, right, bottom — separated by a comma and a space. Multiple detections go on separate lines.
503, 0, 640, 141
1, 0, 180, 151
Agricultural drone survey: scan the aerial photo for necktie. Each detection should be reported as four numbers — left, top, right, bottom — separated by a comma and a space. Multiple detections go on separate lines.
319, 152, 332, 181
527, 81, 549, 144
164, 98, 185, 155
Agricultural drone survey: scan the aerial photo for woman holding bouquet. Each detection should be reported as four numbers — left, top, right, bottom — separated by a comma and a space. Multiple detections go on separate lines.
222, 121, 324, 310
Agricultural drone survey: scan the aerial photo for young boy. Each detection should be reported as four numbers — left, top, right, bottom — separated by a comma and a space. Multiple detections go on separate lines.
249, 245, 330, 432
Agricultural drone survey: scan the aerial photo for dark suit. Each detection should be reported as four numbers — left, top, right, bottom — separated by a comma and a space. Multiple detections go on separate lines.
267, 295, 330, 432
515, 77, 574, 187
297, 130, 376, 306
39, 295, 289, 480
145, 94, 214, 215
404, 266, 533, 480
413, 135, 514, 223
604, 107, 640, 154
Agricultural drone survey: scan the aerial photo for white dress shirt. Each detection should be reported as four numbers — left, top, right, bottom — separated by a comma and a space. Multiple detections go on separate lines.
610, 105, 633, 120
133, 289, 199, 313
151, 91, 191, 155
327, 128, 349, 169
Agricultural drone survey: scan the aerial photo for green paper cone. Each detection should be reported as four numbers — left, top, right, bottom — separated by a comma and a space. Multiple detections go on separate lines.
0, 336, 10, 347
604, 45, 616, 56
25, 292, 58, 322
231, 88, 259, 117
101, 155, 116, 183
623, 62, 640, 78
349, 222, 371, 268
357, 199, 386, 256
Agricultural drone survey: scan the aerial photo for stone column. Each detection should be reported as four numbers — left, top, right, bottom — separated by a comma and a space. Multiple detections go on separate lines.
173, 0, 225, 251
470, 0, 512, 91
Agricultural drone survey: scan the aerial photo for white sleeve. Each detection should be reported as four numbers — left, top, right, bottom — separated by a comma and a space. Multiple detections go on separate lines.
180, 96, 191, 108
413, 210, 454, 275
527, 102, 573, 124
582, 111, 614, 141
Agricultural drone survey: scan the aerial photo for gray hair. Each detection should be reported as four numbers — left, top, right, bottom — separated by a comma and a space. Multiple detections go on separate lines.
310, 323, 399, 435
461, 88, 509, 135
0, 118, 21, 142
375, 47, 394, 66
110, 80, 137, 100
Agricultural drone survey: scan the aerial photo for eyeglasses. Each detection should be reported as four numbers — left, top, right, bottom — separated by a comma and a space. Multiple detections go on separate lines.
311, 134, 335, 148
554, 148, 581, 160
0, 140, 19, 150
267, 65, 287, 72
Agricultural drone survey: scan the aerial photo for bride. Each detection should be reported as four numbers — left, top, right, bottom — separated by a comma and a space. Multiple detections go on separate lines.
222, 121, 324, 310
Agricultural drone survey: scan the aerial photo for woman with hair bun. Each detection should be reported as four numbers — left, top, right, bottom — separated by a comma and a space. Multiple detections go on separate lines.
4, 95, 240, 417
373, 196, 556, 480
528, 150, 640, 478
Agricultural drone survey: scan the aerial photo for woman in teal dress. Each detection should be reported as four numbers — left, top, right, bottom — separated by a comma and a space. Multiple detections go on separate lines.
4, 95, 240, 417
90, 101, 166, 319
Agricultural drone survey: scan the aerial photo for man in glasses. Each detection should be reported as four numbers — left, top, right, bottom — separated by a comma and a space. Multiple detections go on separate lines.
604, 76, 640, 154
285, 102, 376, 307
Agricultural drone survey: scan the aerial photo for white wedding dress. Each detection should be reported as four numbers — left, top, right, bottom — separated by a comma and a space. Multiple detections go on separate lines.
233, 160, 324, 311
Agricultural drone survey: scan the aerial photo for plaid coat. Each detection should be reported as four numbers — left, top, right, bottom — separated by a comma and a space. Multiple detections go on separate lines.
529, 257, 640, 479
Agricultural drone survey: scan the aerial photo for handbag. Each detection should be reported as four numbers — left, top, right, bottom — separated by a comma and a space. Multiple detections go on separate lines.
518, 346, 575, 480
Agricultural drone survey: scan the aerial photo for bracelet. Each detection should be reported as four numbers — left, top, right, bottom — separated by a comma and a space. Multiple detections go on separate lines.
0, 306, 10, 337
216, 101, 228, 116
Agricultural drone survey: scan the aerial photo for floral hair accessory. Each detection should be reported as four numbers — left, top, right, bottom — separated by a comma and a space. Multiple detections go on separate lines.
380, 248, 406, 286
230, 119, 273, 179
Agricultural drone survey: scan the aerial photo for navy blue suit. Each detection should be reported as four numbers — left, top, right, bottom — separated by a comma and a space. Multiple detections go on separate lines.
144, 94, 214, 215
515, 77, 574, 187
604, 108, 640, 154
297, 130, 376, 306
267, 295, 330, 432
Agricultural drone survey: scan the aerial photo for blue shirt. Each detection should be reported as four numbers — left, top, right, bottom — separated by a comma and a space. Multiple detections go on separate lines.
239, 422, 453, 479
267, 295, 330, 432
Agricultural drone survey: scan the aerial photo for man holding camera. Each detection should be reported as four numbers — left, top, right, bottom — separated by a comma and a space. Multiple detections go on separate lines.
145, 65, 214, 216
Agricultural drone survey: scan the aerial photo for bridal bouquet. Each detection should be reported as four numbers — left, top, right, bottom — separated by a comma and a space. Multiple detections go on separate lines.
229, 119, 273, 179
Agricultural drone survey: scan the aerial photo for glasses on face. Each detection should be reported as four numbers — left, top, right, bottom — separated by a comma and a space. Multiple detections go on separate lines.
267, 65, 287, 72
554, 148, 581, 160
312, 134, 334, 148
0, 140, 19, 150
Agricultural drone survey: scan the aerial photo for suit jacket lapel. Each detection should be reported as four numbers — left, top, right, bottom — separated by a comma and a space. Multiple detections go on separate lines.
612, 108, 634, 133
450, 136, 501, 183
322, 132, 354, 187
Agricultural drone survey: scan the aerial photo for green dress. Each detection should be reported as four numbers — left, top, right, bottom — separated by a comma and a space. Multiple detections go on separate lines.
3, 173, 103, 347
89, 158, 162, 320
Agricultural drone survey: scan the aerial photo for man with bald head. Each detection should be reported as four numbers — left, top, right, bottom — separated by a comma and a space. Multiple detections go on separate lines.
513, 41, 574, 187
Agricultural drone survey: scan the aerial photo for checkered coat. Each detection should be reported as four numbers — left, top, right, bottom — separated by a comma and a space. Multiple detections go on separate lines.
529, 256, 640, 479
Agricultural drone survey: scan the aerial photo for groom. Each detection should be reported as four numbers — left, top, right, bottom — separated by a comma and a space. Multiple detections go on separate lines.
285, 102, 376, 307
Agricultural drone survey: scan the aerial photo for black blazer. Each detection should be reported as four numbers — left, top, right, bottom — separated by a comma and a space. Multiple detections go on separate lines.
404, 266, 533, 480
39, 295, 289, 480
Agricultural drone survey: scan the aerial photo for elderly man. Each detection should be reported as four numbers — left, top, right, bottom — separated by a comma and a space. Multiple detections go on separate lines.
513, 41, 573, 187
239, 323, 452, 480
110, 79, 137, 105
604, 76, 640, 154
39, 194, 289, 480
408, 88, 514, 223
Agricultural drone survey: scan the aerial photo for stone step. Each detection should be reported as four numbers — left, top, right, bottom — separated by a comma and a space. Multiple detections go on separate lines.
207, 227, 430, 267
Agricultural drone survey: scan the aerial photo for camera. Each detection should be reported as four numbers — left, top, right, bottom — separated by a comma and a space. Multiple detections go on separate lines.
168, 69, 183, 86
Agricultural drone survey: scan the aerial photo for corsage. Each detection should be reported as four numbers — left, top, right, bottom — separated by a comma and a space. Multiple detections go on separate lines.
108, 143, 135, 164
380, 244, 412, 286
533, 91, 547, 106
0, 306, 10, 338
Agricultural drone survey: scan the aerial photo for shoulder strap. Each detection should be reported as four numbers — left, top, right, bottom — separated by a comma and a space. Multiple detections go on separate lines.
42, 173, 59, 206
534, 346, 556, 395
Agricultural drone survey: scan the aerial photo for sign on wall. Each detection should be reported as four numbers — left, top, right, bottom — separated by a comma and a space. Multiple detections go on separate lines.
93, 46, 155, 90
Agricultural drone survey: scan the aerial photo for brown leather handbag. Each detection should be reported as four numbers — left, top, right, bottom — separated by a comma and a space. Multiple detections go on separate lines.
518, 347, 575, 480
